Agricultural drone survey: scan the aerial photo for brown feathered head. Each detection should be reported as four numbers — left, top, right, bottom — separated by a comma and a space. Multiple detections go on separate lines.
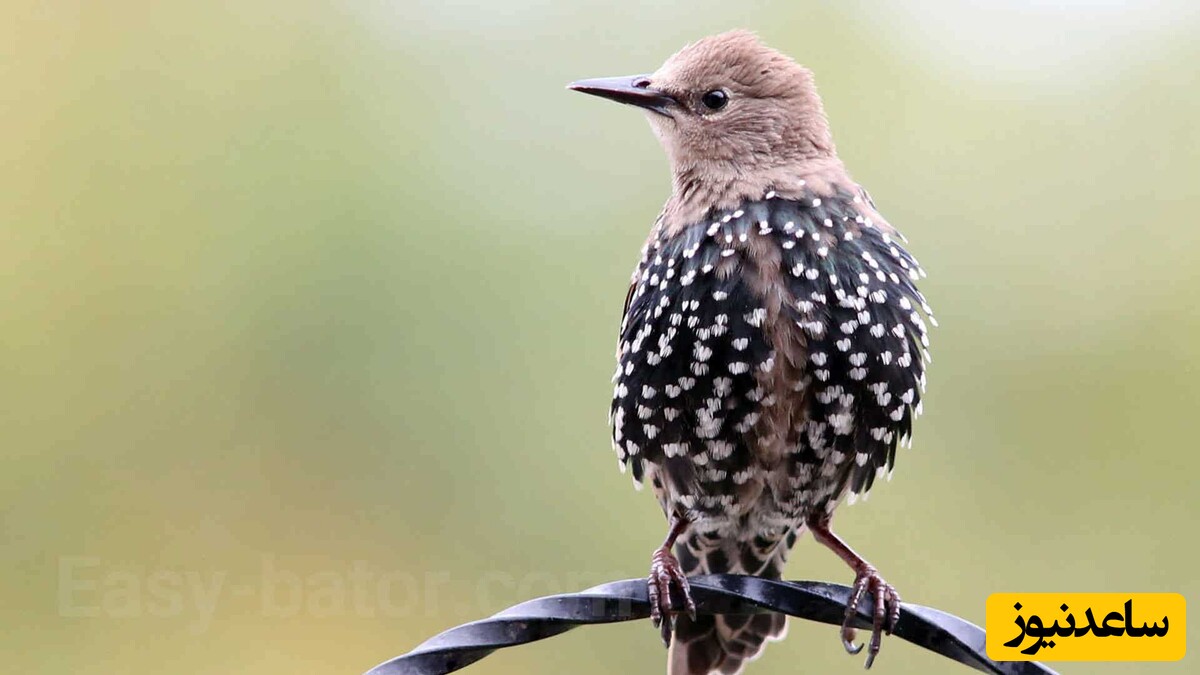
570, 30, 836, 180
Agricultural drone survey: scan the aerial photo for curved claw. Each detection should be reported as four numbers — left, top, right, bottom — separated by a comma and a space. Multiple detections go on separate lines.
840, 569, 868, 655
840, 566, 901, 669
647, 546, 694, 647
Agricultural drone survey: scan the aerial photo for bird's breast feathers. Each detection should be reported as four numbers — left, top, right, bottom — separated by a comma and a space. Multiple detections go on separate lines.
609, 185, 933, 523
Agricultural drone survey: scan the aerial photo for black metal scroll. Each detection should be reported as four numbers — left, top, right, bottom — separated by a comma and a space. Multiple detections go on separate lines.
364, 575, 1057, 675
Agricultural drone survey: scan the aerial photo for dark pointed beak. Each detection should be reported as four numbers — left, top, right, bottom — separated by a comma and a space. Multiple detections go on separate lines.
567, 75, 675, 117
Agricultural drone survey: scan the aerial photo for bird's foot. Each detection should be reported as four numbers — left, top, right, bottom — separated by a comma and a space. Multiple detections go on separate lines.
647, 546, 696, 646
841, 565, 900, 669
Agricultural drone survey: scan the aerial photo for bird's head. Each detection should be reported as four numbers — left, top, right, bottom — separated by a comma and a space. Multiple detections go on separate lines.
569, 30, 835, 184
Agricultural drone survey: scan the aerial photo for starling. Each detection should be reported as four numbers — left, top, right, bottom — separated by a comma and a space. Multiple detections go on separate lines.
569, 30, 933, 674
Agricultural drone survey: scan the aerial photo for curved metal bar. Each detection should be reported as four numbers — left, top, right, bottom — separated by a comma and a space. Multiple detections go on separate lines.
365, 575, 1057, 675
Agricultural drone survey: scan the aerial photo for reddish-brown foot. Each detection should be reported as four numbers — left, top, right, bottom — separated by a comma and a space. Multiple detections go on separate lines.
842, 565, 901, 668
647, 545, 696, 645
808, 515, 902, 668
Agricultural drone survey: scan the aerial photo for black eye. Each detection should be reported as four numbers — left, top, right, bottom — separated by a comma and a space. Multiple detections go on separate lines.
700, 89, 728, 111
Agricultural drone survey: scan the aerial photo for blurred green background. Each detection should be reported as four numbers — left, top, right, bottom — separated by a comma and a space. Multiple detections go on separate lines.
3, 1, 1198, 673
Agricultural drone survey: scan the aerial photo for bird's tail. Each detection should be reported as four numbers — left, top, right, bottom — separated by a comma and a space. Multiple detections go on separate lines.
667, 529, 797, 675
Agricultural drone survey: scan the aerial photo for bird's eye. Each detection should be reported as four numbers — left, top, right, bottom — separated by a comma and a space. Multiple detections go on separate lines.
700, 89, 728, 111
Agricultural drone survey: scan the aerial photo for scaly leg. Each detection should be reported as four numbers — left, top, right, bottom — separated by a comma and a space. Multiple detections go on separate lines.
807, 515, 901, 668
647, 511, 697, 646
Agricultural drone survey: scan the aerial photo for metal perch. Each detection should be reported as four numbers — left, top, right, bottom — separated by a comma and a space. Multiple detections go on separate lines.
364, 575, 1057, 675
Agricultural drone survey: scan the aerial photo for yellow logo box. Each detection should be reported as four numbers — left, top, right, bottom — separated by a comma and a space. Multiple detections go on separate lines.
986, 593, 1185, 661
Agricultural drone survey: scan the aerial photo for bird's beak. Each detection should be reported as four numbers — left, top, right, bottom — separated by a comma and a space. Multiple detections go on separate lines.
567, 75, 675, 117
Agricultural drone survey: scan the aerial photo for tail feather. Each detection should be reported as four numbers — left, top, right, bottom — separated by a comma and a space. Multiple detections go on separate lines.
667, 529, 797, 675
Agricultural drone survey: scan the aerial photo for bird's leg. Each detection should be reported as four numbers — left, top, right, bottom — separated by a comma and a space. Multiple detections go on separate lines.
648, 511, 696, 646
807, 515, 901, 669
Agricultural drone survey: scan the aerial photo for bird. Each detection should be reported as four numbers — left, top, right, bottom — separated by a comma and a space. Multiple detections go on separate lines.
568, 30, 934, 675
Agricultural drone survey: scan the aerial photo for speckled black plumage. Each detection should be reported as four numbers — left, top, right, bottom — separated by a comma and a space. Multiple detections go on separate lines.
611, 188, 931, 532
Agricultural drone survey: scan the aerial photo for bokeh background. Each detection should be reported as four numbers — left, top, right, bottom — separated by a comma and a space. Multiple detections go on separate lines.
4, 1, 1198, 673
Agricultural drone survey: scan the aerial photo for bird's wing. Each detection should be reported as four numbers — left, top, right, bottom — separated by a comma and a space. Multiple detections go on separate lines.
620, 282, 636, 327
609, 217, 773, 502
767, 194, 932, 497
